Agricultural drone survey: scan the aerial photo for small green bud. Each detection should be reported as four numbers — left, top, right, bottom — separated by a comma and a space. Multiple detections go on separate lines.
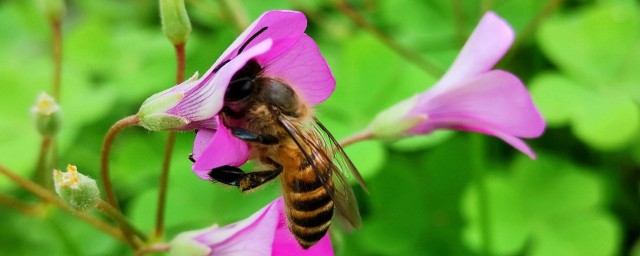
170, 227, 213, 256
32, 92, 61, 136
369, 96, 427, 140
139, 113, 190, 131
41, 0, 65, 22
53, 165, 100, 212
138, 73, 199, 131
160, 0, 192, 45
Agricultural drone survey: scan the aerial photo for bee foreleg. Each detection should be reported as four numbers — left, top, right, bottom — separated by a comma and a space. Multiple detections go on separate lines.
230, 127, 279, 145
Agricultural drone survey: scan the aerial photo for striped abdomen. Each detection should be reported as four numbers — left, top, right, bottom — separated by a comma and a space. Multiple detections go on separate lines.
281, 157, 334, 249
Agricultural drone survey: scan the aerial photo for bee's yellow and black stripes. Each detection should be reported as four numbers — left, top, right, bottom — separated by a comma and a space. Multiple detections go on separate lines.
283, 163, 334, 249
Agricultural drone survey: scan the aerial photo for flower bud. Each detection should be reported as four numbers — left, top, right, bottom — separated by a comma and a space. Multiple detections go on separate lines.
170, 228, 213, 256
42, 0, 65, 22
368, 96, 427, 141
138, 73, 199, 131
31, 92, 61, 136
53, 165, 100, 211
160, 0, 192, 46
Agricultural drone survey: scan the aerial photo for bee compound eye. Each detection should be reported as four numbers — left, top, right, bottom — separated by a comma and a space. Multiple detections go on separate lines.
225, 78, 254, 102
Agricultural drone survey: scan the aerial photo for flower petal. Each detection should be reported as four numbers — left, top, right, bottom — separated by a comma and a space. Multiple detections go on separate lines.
203, 10, 307, 81
262, 34, 336, 105
167, 40, 273, 127
192, 198, 283, 256
453, 124, 537, 159
192, 118, 250, 179
411, 70, 545, 157
271, 200, 334, 256
429, 12, 515, 96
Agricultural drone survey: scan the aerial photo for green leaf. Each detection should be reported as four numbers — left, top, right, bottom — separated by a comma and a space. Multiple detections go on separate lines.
461, 175, 530, 254
529, 72, 589, 126
537, 3, 640, 87
325, 33, 435, 121
531, 212, 620, 256
461, 154, 621, 255
343, 140, 386, 180
572, 92, 639, 150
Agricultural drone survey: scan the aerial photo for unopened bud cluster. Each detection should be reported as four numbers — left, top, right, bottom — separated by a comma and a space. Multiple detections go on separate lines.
53, 165, 100, 211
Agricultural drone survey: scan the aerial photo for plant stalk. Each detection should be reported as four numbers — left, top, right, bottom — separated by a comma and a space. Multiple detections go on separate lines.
100, 115, 140, 247
470, 134, 492, 255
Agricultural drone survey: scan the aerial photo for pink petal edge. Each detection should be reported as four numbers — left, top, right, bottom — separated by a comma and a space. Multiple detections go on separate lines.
263, 34, 336, 105
192, 117, 250, 179
454, 124, 537, 159
414, 70, 545, 138
195, 198, 282, 256
429, 11, 515, 97
202, 10, 307, 83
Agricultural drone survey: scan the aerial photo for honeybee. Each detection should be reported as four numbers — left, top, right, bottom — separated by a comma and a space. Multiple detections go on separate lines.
203, 33, 368, 248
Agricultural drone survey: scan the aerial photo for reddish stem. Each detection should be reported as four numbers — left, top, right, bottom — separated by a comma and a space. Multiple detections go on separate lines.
153, 43, 186, 240
100, 115, 140, 247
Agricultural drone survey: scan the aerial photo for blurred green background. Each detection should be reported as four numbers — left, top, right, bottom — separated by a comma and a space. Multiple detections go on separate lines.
1, 0, 639, 255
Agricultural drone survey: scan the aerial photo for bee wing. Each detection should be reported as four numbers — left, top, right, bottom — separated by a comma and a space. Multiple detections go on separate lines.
277, 115, 366, 229
312, 117, 369, 193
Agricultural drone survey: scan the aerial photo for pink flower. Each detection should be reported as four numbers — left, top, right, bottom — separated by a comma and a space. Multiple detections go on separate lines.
369, 12, 545, 158
183, 10, 335, 175
138, 10, 335, 173
170, 197, 333, 256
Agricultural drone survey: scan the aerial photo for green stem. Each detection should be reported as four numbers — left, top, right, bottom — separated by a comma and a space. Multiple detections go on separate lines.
452, 0, 467, 46
481, 0, 491, 12
135, 243, 171, 256
100, 115, 140, 247
0, 193, 38, 216
153, 43, 186, 241
34, 136, 53, 189
50, 19, 62, 101
339, 130, 373, 148
97, 200, 148, 243
334, 0, 444, 77
470, 134, 492, 255
501, 0, 565, 66
217, 0, 249, 32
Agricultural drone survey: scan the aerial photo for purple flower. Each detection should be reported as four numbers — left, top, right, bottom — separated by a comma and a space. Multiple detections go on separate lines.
178, 10, 335, 175
170, 197, 333, 256
369, 12, 545, 158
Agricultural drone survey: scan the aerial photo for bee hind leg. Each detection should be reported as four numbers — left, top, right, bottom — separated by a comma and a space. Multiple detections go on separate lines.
208, 165, 246, 186
208, 162, 283, 192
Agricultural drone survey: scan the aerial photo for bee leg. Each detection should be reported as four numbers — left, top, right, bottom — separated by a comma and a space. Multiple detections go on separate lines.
230, 128, 279, 145
208, 162, 283, 192
208, 165, 246, 186
237, 162, 283, 192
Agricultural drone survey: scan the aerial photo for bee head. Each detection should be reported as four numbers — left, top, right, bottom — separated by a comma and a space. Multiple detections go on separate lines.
256, 77, 299, 116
